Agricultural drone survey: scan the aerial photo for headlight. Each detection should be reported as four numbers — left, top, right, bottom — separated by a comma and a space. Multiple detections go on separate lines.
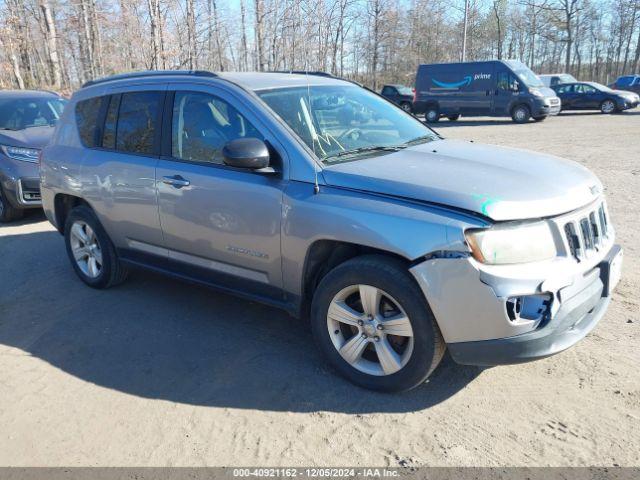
1, 145, 40, 163
465, 222, 557, 265
531, 89, 545, 97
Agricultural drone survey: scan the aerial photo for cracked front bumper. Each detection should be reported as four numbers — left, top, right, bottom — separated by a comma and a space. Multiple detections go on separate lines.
410, 243, 622, 366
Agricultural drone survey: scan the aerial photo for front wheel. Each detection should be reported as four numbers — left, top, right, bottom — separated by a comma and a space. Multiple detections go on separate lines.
0, 185, 24, 223
600, 99, 616, 114
310, 255, 445, 392
511, 105, 531, 123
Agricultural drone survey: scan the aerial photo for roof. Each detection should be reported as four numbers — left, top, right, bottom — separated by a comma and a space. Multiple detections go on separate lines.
218, 72, 351, 90
0, 89, 60, 99
80, 70, 352, 92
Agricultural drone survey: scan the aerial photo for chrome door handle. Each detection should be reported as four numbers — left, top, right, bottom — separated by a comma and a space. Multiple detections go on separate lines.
162, 175, 190, 188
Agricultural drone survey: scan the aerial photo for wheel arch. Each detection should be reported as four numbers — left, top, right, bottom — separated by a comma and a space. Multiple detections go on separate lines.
53, 193, 91, 234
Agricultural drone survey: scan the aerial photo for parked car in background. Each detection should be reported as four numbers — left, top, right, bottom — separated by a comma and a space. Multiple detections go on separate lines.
380, 84, 414, 112
608, 74, 640, 95
413, 60, 561, 123
539, 73, 577, 87
0, 90, 67, 222
552, 81, 639, 114
41, 71, 623, 392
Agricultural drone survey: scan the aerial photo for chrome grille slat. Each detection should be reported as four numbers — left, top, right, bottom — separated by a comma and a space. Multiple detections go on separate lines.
560, 201, 609, 261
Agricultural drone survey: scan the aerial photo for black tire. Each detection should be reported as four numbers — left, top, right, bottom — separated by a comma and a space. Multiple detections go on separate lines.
511, 104, 530, 123
424, 106, 440, 123
0, 185, 24, 223
64, 204, 128, 289
447, 114, 460, 121
533, 115, 547, 122
399, 102, 412, 113
310, 255, 446, 392
600, 99, 617, 114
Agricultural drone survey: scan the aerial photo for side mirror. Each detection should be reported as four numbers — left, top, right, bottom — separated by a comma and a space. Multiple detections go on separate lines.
222, 138, 271, 171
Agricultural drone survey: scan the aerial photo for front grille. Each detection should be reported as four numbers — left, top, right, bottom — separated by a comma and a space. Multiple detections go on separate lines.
562, 202, 609, 261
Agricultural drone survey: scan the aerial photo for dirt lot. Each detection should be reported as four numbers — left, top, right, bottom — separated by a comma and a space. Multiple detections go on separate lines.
0, 111, 638, 467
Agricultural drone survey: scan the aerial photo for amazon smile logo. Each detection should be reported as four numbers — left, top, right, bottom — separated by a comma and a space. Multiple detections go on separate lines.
431, 73, 491, 89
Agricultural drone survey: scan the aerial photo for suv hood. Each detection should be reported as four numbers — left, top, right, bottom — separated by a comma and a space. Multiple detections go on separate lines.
322, 139, 602, 221
0, 126, 55, 149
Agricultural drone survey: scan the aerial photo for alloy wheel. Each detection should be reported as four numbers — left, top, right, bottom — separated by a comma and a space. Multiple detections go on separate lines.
426, 110, 438, 122
326, 284, 414, 376
69, 220, 103, 278
602, 100, 615, 113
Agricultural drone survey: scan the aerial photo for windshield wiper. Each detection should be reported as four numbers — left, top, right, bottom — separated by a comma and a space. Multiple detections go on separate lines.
324, 144, 405, 161
401, 135, 435, 147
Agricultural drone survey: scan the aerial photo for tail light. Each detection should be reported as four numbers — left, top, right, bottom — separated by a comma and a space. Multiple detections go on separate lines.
412, 88, 417, 103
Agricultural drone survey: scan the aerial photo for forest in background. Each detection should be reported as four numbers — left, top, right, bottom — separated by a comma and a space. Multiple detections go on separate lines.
1, 0, 639, 93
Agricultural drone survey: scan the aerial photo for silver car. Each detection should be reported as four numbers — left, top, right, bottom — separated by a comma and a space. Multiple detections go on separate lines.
40, 71, 623, 392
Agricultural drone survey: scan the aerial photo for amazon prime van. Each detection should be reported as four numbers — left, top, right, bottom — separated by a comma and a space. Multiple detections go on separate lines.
413, 60, 561, 123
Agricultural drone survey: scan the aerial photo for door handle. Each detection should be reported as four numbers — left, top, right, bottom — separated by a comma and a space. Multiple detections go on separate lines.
162, 175, 190, 188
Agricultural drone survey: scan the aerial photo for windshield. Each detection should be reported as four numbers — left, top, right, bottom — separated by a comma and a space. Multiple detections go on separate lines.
257, 85, 438, 163
559, 74, 577, 83
0, 97, 67, 130
506, 61, 544, 88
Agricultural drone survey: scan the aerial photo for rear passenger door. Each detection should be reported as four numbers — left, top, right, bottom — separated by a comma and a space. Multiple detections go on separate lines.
156, 84, 286, 300
79, 85, 166, 258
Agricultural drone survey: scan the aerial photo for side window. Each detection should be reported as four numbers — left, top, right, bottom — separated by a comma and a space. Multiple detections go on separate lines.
101, 94, 120, 149
382, 87, 395, 96
618, 76, 632, 87
171, 91, 263, 165
497, 72, 519, 92
115, 91, 163, 155
556, 84, 573, 94
575, 84, 596, 94
75, 96, 105, 147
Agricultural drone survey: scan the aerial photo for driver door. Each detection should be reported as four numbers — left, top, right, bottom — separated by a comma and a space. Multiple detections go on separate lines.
156, 83, 287, 300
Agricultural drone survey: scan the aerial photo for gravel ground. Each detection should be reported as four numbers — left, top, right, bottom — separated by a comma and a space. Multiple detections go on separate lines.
0, 111, 638, 467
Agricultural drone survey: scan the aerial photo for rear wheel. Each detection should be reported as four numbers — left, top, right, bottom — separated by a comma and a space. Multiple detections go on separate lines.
600, 99, 616, 114
310, 255, 445, 392
424, 106, 440, 123
0, 185, 24, 223
511, 104, 531, 123
447, 114, 460, 121
399, 102, 412, 113
64, 205, 128, 289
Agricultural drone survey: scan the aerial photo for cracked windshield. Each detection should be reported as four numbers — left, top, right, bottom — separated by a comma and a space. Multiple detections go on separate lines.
258, 85, 438, 163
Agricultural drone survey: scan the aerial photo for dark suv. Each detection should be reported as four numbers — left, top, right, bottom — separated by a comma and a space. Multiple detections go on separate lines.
0, 90, 66, 222
380, 84, 414, 112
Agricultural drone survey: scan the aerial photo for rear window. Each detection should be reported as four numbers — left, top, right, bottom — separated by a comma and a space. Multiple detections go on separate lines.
115, 91, 163, 155
75, 97, 104, 147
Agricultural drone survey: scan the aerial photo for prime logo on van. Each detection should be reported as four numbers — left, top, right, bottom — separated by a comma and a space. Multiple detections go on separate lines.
431, 73, 491, 89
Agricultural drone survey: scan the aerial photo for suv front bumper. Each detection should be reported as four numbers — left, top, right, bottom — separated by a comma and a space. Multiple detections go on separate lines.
410, 243, 622, 366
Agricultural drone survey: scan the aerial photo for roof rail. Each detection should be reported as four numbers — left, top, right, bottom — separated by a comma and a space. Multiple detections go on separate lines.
267, 70, 335, 78
82, 70, 217, 88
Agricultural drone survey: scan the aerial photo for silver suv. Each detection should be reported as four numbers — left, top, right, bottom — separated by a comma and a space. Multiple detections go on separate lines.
40, 71, 622, 392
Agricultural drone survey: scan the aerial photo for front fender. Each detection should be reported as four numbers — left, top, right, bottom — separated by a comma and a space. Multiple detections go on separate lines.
281, 182, 488, 297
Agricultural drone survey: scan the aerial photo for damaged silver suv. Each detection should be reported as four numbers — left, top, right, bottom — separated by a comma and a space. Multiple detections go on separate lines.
40, 71, 622, 392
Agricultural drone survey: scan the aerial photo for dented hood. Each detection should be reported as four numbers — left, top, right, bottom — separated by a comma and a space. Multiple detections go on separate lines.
322, 139, 602, 221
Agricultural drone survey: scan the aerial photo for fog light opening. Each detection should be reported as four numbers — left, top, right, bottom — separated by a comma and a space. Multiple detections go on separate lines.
506, 294, 552, 324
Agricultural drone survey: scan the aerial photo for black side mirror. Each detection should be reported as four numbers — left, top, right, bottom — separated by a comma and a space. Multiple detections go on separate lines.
222, 138, 271, 171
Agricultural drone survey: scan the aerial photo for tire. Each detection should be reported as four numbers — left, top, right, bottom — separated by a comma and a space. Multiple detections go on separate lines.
600, 99, 616, 114
64, 204, 128, 289
310, 255, 445, 392
533, 116, 547, 122
447, 114, 460, 121
511, 104, 530, 123
424, 106, 440, 123
0, 185, 24, 223
399, 102, 412, 113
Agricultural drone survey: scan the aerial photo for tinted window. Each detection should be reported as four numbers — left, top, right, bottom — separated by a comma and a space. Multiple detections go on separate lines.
555, 84, 573, 94
75, 97, 104, 147
116, 91, 163, 155
617, 76, 633, 86
381, 87, 394, 95
497, 72, 519, 91
575, 84, 597, 94
101, 94, 120, 149
172, 91, 263, 165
